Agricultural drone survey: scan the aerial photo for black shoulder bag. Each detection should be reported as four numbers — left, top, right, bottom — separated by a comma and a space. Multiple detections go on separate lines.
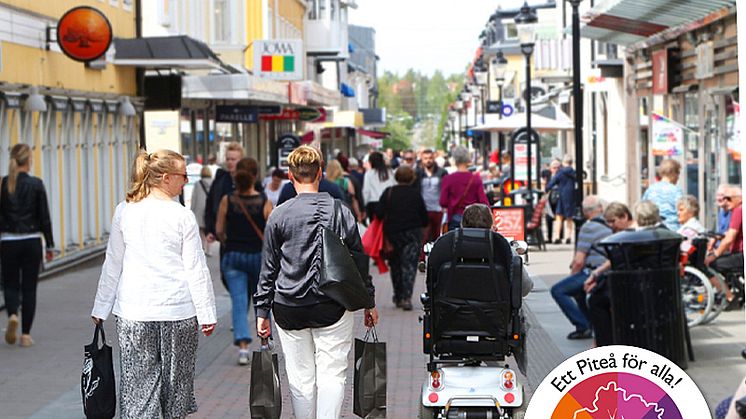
319, 199, 373, 311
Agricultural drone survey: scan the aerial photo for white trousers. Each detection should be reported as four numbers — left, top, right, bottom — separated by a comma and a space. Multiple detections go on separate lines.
276, 310, 354, 419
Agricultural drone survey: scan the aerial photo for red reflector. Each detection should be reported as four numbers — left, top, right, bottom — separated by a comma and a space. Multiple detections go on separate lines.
505, 393, 515, 403
429, 393, 439, 403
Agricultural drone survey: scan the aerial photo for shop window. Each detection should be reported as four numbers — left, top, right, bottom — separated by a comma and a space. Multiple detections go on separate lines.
638, 97, 649, 196
44, 110, 62, 251
63, 107, 81, 251
725, 94, 741, 185
684, 94, 699, 199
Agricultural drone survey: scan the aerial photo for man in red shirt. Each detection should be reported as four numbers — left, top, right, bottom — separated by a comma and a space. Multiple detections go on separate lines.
706, 185, 743, 308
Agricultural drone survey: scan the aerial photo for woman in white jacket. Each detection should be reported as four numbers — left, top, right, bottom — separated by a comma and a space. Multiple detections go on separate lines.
91, 149, 217, 419
362, 151, 395, 222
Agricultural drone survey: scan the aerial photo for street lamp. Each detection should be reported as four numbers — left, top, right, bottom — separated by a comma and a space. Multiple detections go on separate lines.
515, 1, 537, 202
475, 61, 489, 169
569, 0, 584, 218
493, 51, 508, 180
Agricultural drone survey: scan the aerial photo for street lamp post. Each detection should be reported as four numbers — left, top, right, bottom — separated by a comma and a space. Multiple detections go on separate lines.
569, 0, 584, 216
515, 1, 538, 204
494, 50, 508, 179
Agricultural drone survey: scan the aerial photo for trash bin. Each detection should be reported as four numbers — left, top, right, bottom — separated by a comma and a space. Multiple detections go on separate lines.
596, 227, 687, 369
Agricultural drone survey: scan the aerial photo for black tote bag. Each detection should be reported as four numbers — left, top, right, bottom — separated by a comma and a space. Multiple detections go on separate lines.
353, 327, 387, 418
81, 322, 116, 419
249, 339, 282, 419
319, 199, 373, 311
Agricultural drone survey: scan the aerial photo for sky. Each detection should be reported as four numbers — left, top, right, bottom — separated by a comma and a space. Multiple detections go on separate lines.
348, 0, 527, 78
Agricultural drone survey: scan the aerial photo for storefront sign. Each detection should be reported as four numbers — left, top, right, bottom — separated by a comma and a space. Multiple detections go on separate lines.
57, 6, 113, 63
256, 105, 282, 115
491, 206, 525, 241
254, 39, 304, 81
486, 100, 514, 117
260, 107, 328, 122
651, 112, 684, 157
586, 68, 613, 93
513, 143, 538, 182
215, 105, 258, 123
277, 134, 301, 172
652, 49, 669, 95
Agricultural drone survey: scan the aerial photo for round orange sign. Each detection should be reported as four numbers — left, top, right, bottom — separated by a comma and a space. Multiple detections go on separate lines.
57, 6, 112, 62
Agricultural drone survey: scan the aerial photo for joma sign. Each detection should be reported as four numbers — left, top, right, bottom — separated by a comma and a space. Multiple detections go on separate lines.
254, 39, 304, 81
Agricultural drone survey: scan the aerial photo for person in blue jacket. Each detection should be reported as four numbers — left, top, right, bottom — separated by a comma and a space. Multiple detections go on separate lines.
546, 155, 577, 244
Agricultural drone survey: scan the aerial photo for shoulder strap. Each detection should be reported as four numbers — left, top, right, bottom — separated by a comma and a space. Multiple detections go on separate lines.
454, 174, 476, 211
198, 180, 209, 195
230, 193, 264, 240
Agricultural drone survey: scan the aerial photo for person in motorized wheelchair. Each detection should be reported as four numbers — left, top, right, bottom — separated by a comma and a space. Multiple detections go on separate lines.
419, 204, 532, 418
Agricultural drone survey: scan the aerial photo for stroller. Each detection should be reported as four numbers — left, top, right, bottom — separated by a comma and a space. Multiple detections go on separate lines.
420, 228, 527, 419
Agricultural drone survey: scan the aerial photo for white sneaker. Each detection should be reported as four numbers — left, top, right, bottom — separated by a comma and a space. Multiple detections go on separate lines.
238, 349, 250, 366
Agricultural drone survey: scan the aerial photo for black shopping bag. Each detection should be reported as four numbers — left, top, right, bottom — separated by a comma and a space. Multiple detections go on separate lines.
81, 322, 116, 419
249, 338, 282, 419
354, 327, 387, 418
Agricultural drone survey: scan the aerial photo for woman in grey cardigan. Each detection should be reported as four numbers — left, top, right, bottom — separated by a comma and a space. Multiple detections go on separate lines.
255, 145, 379, 419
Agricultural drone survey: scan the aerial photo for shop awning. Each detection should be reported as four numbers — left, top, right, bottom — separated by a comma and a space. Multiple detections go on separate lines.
357, 129, 389, 139
181, 74, 288, 105
473, 112, 574, 133
578, 0, 735, 46
113, 36, 224, 70
306, 110, 364, 129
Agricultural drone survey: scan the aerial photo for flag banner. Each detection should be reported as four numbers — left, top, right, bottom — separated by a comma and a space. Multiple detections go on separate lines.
651, 113, 684, 157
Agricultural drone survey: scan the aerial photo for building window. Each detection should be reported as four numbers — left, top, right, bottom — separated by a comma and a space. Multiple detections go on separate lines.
503, 21, 517, 40
213, 0, 231, 43
308, 0, 327, 20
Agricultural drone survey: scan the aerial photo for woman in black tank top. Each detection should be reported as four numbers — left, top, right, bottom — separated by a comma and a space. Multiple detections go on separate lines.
216, 163, 273, 365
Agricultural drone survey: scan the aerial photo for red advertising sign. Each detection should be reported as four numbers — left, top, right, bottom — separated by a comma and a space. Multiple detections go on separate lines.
492, 206, 525, 241
260, 107, 328, 122
652, 49, 668, 95
57, 6, 112, 62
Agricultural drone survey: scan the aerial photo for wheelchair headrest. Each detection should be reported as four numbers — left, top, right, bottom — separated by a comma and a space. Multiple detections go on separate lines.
430, 228, 513, 266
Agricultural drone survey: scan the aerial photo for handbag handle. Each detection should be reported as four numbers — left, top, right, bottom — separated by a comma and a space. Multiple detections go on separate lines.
363, 326, 379, 343
91, 322, 106, 351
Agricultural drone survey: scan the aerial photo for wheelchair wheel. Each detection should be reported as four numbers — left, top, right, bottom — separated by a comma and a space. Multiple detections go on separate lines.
682, 266, 714, 327
702, 271, 729, 325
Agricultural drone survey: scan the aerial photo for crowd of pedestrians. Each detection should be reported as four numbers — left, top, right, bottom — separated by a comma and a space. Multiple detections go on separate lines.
2, 138, 743, 418
548, 158, 744, 349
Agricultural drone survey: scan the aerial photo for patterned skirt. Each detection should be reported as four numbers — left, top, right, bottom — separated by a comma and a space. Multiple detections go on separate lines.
116, 316, 199, 419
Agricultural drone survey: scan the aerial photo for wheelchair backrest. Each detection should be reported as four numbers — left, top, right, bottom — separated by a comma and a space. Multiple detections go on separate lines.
426, 228, 513, 303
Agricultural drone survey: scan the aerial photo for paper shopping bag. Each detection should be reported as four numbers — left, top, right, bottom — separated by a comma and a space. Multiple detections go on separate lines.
249, 339, 282, 419
353, 327, 387, 418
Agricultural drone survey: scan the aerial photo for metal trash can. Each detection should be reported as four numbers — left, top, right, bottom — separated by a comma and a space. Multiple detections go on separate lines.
596, 227, 687, 369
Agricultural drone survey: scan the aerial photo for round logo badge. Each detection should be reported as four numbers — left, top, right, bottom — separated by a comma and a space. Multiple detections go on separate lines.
56, 6, 113, 62
525, 345, 710, 418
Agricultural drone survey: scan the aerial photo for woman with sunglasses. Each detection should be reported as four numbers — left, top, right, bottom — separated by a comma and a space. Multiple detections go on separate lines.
91, 149, 217, 419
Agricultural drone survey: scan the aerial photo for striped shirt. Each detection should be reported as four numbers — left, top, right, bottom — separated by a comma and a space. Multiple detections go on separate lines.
577, 217, 613, 268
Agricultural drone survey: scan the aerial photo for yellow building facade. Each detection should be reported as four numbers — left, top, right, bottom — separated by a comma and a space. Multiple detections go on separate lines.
244, 0, 306, 71
0, 0, 140, 264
